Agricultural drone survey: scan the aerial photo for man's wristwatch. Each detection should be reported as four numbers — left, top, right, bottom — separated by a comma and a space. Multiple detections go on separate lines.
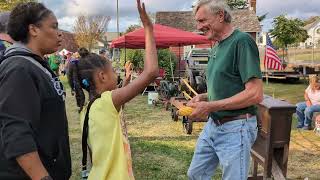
41, 176, 53, 180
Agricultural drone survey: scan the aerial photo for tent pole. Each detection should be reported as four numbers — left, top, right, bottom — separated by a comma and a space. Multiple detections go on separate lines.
178, 44, 181, 79
169, 54, 174, 82
125, 41, 127, 64
264, 45, 269, 86
124, 42, 127, 77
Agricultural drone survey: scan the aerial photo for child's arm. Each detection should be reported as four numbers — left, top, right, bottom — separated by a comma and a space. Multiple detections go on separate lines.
112, 0, 158, 111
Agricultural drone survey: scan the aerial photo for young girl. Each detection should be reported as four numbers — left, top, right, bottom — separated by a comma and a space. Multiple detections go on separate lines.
68, 0, 158, 179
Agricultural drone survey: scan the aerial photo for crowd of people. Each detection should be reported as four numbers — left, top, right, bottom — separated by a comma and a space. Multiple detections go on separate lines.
0, 0, 317, 180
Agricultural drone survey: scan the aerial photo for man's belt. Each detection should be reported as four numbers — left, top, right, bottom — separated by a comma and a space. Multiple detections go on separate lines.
213, 113, 253, 126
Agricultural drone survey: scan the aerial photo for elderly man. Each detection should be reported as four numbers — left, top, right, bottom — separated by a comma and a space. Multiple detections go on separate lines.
187, 0, 263, 179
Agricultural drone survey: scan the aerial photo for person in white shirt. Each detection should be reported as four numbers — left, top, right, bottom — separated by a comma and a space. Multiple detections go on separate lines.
296, 75, 320, 130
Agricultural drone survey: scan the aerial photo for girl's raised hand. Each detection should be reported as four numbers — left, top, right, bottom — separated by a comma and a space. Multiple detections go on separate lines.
137, 0, 152, 28
112, 0, 158, 111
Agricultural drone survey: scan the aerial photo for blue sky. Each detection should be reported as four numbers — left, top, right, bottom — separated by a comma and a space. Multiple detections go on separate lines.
40, 0, 320, 33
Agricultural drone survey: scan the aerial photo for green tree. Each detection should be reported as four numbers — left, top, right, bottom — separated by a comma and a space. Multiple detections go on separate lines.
0, 0, 36, 11
258, 13, 268, 22
120, 49, 177, 78
120, 49, 144, 70
226, 0, 248, 9
157, 49, 177, 78
270, 15, 308, 60
118, 26, 144, 71
73, 15, 111, 51
125, 24, 141, 34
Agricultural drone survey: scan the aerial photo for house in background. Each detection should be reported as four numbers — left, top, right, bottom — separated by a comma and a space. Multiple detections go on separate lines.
257, 32, 268, 47
59, 30, 78, 52
105, 32, 120, 46
91, 32, 120, 54
300, 19, 320, 48
59, 30, 121, 54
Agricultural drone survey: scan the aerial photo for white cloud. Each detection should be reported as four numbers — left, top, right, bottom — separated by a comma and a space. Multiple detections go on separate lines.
42, 0, 319, 32
257, 0, 320, 32
58, 16, 76, 32
43, 0, 195, 32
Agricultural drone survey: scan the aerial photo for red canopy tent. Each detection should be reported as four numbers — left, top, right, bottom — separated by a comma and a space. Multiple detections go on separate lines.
111, 24, 210, 49
111, 24, 211, 78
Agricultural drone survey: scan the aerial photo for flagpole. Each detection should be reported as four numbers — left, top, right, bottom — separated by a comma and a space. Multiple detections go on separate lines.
264, 44, 269, 85
266, 68, 269, 85
116, 0, 119, 38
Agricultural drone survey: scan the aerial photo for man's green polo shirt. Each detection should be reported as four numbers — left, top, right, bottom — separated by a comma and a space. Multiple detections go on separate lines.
207, 29, 262, 120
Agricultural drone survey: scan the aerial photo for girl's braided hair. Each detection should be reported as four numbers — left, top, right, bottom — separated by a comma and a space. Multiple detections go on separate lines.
67, 51, 109, 112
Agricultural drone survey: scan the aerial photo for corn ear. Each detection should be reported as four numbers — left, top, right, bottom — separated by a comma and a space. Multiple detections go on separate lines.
177, 106, 194, 116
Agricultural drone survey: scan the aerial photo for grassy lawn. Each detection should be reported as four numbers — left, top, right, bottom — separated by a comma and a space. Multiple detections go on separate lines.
291, 53, 320, 62
60, 76, 320, 180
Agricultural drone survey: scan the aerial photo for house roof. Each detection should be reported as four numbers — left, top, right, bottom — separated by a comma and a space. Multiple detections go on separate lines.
155, 9, 261, 33
104, 32, 120, 42
304, 19, 320, 30
59, 30, 78, 52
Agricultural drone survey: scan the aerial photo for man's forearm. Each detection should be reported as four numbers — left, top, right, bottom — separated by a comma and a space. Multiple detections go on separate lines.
16, 151, 49, 180
207, 80, 263, 112
208, 91, 260, 112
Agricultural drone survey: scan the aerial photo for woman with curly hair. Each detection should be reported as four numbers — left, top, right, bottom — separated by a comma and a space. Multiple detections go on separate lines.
0, 2, 71, 180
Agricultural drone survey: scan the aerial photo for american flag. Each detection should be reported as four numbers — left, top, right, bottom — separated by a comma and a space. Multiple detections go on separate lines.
264, 34, 283, 70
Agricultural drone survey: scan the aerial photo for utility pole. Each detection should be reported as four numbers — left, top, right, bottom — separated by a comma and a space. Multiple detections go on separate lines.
117, 0, 119, 38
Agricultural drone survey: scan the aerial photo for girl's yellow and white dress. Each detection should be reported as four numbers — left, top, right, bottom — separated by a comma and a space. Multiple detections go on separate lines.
80, 91, 134, 180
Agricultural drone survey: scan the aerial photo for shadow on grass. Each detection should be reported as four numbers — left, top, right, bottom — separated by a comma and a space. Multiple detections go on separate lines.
130, 135, 199, 142
130, 137, 222, 180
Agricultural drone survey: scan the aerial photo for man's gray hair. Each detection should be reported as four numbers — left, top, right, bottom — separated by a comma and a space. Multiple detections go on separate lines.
193, 0, 232, 23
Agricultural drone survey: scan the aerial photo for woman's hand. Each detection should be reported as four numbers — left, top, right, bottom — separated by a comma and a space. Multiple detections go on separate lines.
125, 62, 133, 81
306, 100, 312, 107
137, 0, 152, 28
